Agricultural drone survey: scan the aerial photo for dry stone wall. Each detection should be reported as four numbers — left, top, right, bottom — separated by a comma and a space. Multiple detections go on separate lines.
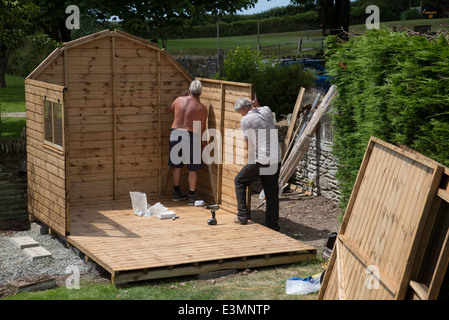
290, 111, 341, 204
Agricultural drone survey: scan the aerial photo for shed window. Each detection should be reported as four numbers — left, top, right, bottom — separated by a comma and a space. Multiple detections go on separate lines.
44, 99, 63, 149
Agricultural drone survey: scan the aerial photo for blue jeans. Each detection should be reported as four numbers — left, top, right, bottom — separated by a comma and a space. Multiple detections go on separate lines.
234, 162, 280, 231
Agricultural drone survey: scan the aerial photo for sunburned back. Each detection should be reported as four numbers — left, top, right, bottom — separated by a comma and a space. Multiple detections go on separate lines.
171, 96, 206, 132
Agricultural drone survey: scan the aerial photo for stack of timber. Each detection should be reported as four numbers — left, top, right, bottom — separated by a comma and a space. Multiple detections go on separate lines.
319, 137, 449, 300
279, 85, 337, 189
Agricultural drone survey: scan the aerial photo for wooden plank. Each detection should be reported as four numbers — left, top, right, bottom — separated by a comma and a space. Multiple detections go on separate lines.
279, 85, 336, 188
283, 88, 305, 155
157, 50, 162, 197
319, 137, 449, 300
395, 165, 443, 299
112, 35, 118, 200
66, 200, 316, 283
427, 222, 449, 299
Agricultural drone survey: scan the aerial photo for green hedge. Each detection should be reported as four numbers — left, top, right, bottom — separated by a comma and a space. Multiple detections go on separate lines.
178, 11, 319, 39
326, 28, 449, 210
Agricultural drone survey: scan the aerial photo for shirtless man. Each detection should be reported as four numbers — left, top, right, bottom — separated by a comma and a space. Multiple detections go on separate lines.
165, 80, 207, 205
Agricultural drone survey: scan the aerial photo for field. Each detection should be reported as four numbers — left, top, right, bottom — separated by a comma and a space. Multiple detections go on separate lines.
165, 18, 449, 56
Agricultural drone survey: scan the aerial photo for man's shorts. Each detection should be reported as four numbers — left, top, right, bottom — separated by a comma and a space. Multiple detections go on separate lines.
168, 129, 204, 171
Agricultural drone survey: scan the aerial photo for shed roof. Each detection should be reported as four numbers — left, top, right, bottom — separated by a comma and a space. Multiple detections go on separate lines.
26, 29, 191, 82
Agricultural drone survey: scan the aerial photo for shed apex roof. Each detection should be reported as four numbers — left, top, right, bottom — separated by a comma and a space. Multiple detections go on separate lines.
26, 29, 191, 82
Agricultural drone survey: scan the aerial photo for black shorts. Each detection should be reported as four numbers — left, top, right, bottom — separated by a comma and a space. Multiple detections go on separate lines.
168, 129, 204, 171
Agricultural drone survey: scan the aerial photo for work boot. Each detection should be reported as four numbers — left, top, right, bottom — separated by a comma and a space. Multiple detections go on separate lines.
234, 215, 248, 225
173, 190, 188, 202
187, 193, 201, 206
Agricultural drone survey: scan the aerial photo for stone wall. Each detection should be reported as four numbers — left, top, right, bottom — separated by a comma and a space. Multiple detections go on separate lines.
289, 110, 341, 204
174, 53, 224, 79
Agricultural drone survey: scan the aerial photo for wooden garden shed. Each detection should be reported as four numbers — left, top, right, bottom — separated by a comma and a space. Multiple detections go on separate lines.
25, 29, 315, 283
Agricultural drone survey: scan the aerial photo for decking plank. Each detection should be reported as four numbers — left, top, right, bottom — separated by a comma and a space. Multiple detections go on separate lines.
67, 200, 316, 281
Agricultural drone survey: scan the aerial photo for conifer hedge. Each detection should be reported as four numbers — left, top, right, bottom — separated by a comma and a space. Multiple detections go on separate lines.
326, 28, 449, 211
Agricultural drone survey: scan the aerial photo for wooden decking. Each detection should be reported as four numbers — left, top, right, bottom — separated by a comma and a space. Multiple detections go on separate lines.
67, 199, 316, 284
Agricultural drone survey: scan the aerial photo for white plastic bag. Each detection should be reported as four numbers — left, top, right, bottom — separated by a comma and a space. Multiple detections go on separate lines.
285, 274, 321, 295
148, 202, 168, 216
129, 191, 149, 216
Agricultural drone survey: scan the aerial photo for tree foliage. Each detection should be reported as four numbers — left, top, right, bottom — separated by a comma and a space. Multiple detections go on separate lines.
326, 28, 449, 210
215, 47, 315, 116
108, 0, 258, 46
291, 0, 350, 38
0, 0, 38, 87
30, 0, 111, 42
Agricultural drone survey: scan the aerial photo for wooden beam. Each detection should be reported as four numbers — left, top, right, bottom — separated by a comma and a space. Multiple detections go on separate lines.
279, 85, 336, 188
111, 251, 315, 285
112, 35, 118, 200
396, 165, 444, 299
157, 50, 162, 197
63, 50, 71, 235
283, 88, 305, 155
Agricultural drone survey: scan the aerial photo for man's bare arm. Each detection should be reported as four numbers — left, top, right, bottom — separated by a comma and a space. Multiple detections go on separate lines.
165, 100, 175, 113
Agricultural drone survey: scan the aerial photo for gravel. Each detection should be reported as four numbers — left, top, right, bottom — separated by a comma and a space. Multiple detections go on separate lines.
0, 229, 102, 286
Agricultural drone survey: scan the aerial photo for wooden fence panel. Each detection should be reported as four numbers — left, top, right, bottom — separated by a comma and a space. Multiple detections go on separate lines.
319, 137, 448, 300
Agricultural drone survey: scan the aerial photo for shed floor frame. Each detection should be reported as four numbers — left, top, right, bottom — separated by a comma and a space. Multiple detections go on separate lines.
65, 199, 316, 284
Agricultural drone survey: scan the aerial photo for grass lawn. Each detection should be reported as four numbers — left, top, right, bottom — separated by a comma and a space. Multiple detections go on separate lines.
0, 117, 26, 138
0, 74, 26, 113
166, 30, 324, 56
4, 259, 324, 300
0, 74, 26, 138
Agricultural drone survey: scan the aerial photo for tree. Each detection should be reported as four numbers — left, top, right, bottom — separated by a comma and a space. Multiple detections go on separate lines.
291, 0, 350, 39
0, 0, 38, 87
108, 0, 258, 47
31, 0, 111, 42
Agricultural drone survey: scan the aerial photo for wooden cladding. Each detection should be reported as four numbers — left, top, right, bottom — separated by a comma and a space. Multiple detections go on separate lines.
195, 78, 254, 212
25, 79, 66, 235
26, 29, 257, 236
319, 137, 449, 300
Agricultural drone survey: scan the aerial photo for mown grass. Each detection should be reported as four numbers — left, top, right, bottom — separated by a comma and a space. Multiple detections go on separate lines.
4, 259, 324, 300
0, 74, 26, 138
0, 74, 26, 113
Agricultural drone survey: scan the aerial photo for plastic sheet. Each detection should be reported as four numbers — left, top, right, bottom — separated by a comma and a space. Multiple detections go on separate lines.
285, 273, 321, 295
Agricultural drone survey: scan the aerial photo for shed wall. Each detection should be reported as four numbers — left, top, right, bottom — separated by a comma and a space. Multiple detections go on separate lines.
33, 33, 192, 207
25, 79, 67, 235
26, 30, 256, 234
196, 79, 254, 212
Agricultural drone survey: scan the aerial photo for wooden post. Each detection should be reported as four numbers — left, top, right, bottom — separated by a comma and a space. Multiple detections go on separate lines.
283, 88, 305, 156
63, 50, 70, 235
217, 20, 220, 74
297, 37, 302, 56
157, 50, 162, 197
216, 83, 225, 204
111, 35, 118, 200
